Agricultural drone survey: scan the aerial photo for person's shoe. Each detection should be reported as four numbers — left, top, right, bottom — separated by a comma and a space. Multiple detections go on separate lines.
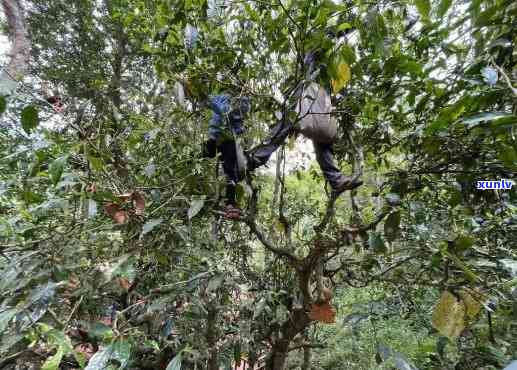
224, 204, 241, 220
332, 176, 363, 197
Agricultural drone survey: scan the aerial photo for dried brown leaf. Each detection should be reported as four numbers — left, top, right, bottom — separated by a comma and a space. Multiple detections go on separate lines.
309, 302, 336, 324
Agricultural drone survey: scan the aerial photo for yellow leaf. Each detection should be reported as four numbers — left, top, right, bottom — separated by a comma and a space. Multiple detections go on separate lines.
331, 63, 351, 94
432, 291, 465, 338
459, 289, 482, 319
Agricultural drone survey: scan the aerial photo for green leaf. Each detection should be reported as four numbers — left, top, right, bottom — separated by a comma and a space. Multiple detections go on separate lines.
21, 106, 39, 134
437, 0, 453, 17
498, 145, 517, 170
166, 353, 182, 370
85, 346, 111, 370
110, 340, 132, 368
414, 0, 431, 20
88, 322, 114, 342
49, 156, 68, 186
0, 308, 19, 334
85, 340, 131, 370
337, 22, 351, 32
42, 347, 65, 370
142, 218, 163, 236
0, 95, 6, 115
38, 324, 77, 366
188, 198, 205, 219
443, 251, 480, 282
87, 154, 105, 171
40, 326, 74, 353
454, 235, 474, 252
340, 45, 356, 65
400, 60, 423, 77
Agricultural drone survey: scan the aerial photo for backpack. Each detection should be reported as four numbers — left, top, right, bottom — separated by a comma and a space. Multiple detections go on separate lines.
295, 82, 337, 144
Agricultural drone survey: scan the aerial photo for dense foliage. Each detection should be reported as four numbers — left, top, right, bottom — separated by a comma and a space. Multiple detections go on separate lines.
0, 0, 516, 369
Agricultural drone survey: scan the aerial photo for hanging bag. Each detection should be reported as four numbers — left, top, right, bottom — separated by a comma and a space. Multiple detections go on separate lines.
296, 82, 337, 144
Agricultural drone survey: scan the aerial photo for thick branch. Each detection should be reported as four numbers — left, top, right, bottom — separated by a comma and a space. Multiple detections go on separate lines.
244, 217, 301, 267
288, 343, 325, 352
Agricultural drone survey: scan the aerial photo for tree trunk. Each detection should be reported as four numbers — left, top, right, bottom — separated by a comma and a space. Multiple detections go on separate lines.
206, 303, 219, 370
265, 308, 311, 370
1, 0, 30, 95
301, 346, 312, 370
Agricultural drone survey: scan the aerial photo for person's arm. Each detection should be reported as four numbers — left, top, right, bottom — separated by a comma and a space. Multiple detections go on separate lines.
208, 94, 230, 116
208, 95, 230, 139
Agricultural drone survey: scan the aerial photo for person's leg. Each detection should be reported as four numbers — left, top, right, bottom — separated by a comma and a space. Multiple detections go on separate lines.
202, 138, 217, 158
313, 140, 363, 194
247, 120, 294, 171
218, 140, 239, 206
313, 141, 346, 190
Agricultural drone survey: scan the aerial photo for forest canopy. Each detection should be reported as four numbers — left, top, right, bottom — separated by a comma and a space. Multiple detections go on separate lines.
0, 0, 516, 369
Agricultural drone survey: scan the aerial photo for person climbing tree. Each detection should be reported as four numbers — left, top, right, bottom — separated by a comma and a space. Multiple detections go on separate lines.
202, 92, 251, 219
245, 47, 363, 196
247, 82, 362, 197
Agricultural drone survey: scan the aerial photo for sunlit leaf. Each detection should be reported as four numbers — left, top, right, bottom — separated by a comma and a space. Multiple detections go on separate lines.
88, 199, 98, 218
414, 0, 431, 20
437, 0, 453, 17
85, 340, 131, 370
459, 290, 482, 319
41, 347, 65, 370
481, 66, 497, 86
166, 353, 182, 370
337, 22, 351, 31
188, 198, 205, 219
331, 62, 351, 93
142, 218, 163, 235
462, 112, 513, 126
432, 291, 465, 338
87, 154, 105, 171
385, 193, 401, 206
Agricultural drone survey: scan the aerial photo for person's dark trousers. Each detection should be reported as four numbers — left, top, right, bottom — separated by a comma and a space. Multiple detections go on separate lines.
218, 139, 240, 205
247, 120, 293, 170
313, 141, 346, 190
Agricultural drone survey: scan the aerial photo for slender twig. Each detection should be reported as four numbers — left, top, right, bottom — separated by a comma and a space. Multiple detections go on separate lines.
491, 60, 517, 97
